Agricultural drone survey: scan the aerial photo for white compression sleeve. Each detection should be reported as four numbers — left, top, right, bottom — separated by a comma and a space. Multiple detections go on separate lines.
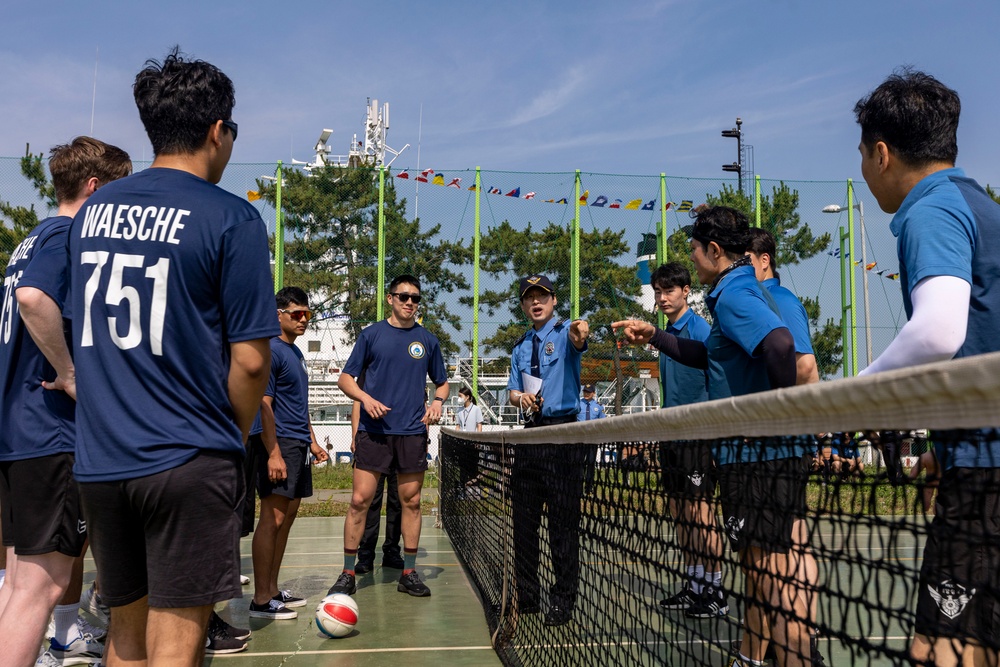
858, 275, 970, 376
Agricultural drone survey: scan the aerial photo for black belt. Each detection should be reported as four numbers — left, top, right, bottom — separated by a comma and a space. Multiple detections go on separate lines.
525, 414, 578, 428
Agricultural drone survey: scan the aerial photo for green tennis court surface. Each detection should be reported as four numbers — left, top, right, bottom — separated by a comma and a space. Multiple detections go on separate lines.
83, 514, 927, 665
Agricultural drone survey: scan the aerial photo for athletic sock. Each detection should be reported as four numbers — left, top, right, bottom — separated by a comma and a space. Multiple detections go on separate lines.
693, 565, 706, 592
402, 548, 417, 573
711, 571, 722, 588
344, 548, 357, 573
0, 568, 5, 590
53, 603, 82, 646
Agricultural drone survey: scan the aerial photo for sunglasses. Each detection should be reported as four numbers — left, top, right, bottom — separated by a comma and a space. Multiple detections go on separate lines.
221, 119, 238, 142
279, 308, 312, 321
391, 292, 422, 304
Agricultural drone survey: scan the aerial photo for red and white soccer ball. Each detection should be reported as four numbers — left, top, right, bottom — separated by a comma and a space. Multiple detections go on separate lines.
315, 593, 359, 638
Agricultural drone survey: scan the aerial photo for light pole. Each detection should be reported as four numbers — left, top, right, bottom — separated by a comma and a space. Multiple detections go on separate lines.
823, 199, 872, 368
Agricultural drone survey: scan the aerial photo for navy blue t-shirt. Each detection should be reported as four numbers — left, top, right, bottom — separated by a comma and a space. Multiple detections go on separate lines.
343, 320, 447, 435
266, 337, 311, 442
68, 168, 280, 482
0, 216, 76, 461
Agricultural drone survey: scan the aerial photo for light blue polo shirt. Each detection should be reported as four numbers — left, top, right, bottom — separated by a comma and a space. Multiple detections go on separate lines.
508, 317, 587, 419
891, 167, 1000, 469
761, 278, 814, 355
659, 308, 712, 408
706, 264, 806, 465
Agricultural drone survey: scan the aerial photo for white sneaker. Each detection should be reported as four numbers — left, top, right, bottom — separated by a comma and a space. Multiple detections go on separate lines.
239, 574, 250, 585
80, 583, 110, 628
37, 634, 103, 665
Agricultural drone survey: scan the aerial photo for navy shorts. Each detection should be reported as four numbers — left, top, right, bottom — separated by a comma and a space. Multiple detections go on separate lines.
660, 440, 717, 499
80, 450, 243, 608
354, 431, 429, 475
915, 467, 1000, 647
0, 453, 86, 557
256, 437, 313, 500
717, 456, 809, 554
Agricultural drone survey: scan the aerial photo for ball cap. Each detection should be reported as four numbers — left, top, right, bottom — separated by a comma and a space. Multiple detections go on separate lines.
519, 274, 556, 298
582, 384, 596, 393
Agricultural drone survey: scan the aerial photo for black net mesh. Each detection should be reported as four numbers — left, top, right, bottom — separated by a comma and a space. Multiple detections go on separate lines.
439, 353, 1000, 667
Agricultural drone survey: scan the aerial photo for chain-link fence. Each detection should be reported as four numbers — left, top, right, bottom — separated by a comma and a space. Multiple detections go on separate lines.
0, 157, 904, 437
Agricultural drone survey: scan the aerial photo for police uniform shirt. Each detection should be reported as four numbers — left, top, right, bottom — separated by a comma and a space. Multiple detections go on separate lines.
69, 168, 280, 482
577, 398, 606, 421
761, 277, 814, 355
266, 337, 311, 442
507, 317, 586, 419
659, 308, 712, 408
343, 319, 447, 435
0, 216, 75, 461
891, 167, 1000, 469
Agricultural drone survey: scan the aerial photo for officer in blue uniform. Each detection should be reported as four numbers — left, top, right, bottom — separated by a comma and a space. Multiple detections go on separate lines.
577, 385, 606, 421
507, 274, 590, 627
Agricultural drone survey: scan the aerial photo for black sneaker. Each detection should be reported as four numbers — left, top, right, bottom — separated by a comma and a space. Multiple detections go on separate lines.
382, 552, 405, 569
328, 571, 357, 596
273, 589, 307, 608
355, 560, 375, 575
205, 617, 248, 654
248, 598, 298, 620
397, 571, 431, 597
659, 584, 697, 611
210, 610, 251, 640
685, 586, 730, 618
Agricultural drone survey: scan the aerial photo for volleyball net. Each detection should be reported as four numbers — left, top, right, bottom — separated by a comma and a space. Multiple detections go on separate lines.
439, 352, 1000, 666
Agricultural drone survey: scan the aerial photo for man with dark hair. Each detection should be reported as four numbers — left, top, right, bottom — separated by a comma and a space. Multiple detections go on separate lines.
249, 287, 328, 620
746, 228, 819, 385
855, 68, 1000, 667
614, 207, 817, 667
66, 49, 278, 662
507, 274, 591, 626
0, 136, 130, 667
647, 262, 728, 620
331, 274, 448, 598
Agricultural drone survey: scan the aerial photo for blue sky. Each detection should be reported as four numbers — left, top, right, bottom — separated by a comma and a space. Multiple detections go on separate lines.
2, 0, 997, 366
3, 0, 1000, 186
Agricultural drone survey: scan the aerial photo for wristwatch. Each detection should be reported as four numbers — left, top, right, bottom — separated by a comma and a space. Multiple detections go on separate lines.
433, 397, 444, 402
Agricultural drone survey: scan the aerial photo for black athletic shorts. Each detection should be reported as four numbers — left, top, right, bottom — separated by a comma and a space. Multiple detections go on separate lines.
0, 453, 86, 557
80, 450, 243, 609
241, 434, 261, 536
354, 431, 429, 475
915, 467, 1000, 647
717, 456, 809, 553
660, 440, 717, 498
256, 437, 313, 500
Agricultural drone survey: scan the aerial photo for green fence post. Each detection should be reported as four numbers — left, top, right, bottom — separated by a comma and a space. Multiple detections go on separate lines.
377, 166, 386, 321
274, 161, 283, 292
571, 170, 581, 320
472, 167, 481, 396
754, 175, 761, 228
839, 223, 849, 377
847, 179, 858, 376
657, 173, 667, 330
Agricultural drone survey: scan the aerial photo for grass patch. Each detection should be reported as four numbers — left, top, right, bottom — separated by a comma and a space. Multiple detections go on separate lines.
310, 464, 439, 490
